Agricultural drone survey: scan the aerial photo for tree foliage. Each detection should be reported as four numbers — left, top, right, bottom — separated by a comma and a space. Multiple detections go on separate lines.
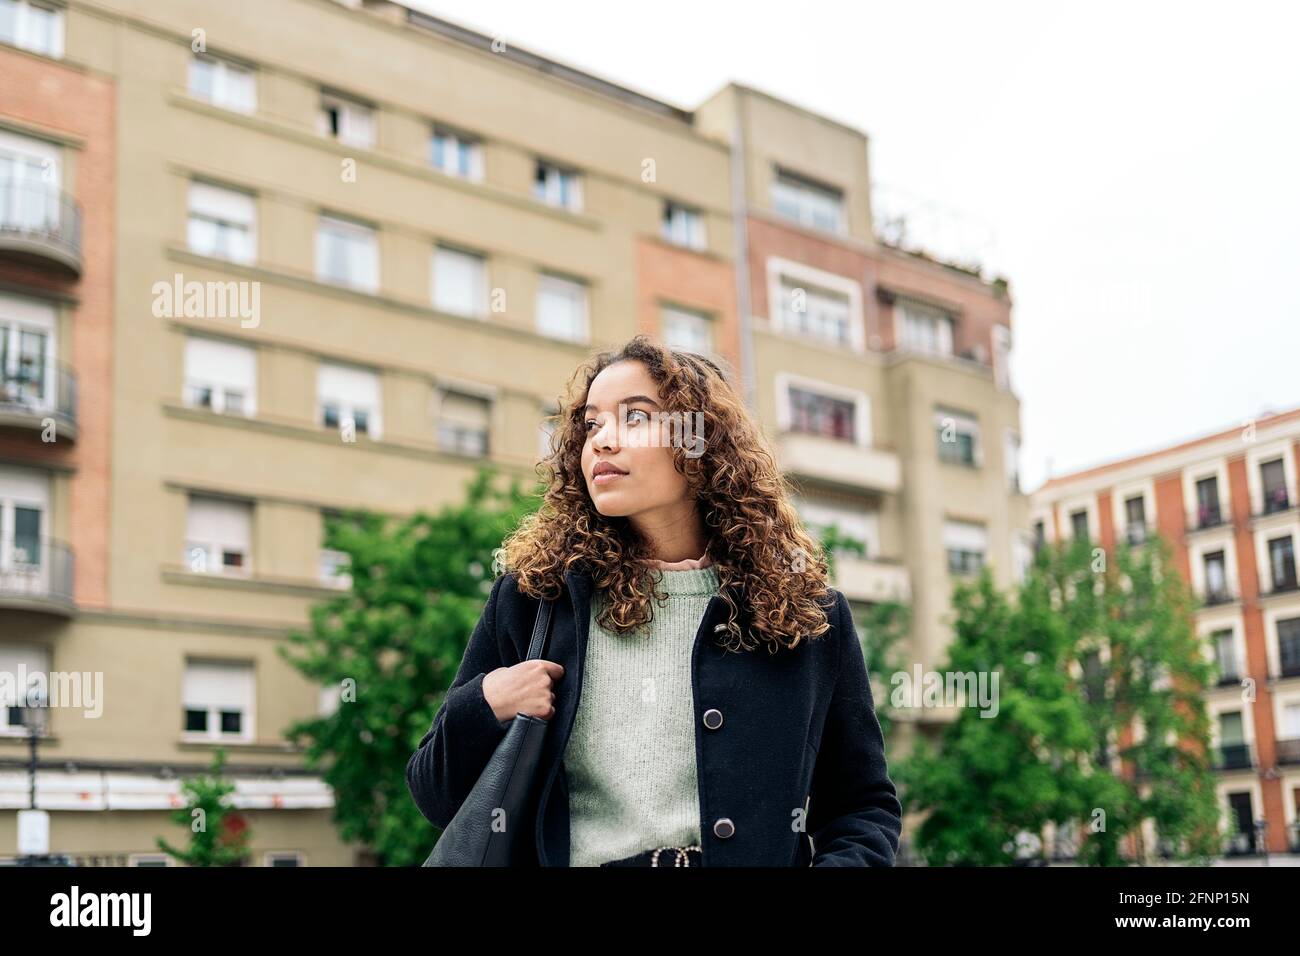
278, 466, 539, 866
896, 535, 1221, 865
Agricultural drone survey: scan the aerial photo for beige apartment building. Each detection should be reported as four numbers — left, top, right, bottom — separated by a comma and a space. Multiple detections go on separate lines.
1033, 409, 1300, 858
1, 0, 1027, 864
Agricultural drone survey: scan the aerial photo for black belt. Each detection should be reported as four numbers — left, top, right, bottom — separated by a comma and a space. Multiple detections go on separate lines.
599, 843, 703, 867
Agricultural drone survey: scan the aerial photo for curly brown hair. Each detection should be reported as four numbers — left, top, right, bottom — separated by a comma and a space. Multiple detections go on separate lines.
499, 335, 835, 654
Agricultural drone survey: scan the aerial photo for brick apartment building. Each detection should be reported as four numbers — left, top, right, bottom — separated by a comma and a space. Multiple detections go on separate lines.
1032, 409, 1300, 856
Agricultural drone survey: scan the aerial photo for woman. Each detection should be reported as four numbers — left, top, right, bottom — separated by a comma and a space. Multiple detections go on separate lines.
407, 335, 902, 866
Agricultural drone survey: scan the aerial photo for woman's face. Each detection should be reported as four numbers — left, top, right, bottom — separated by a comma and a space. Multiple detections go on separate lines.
580, 359, 692, 519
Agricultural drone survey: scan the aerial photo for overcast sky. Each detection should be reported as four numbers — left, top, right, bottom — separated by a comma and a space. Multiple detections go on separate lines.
408, 0, 1300, 491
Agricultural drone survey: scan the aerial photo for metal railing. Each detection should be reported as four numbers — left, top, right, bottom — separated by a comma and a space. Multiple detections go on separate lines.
1277, 738, 1300, 766
0, 181, 83, 271
1186, 505, 1226, 532
1213, 743, 1253, 770
0, 535, 75, 608
0, 360, 77, 430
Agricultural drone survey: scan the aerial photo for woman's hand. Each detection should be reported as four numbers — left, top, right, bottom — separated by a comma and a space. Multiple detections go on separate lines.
482, 660, 565, 723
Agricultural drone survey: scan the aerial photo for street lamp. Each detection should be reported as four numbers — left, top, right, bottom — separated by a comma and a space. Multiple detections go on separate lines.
16, 689, 53, 866
21, 688, 49, 811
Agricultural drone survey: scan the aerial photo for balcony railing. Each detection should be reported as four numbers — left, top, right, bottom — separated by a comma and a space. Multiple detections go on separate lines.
1258, 487, 1292, 517
0, 181, 83, 276
1264, 574, 1300, 596
1279, 658, 1300, 679
0, 535, 75, 614
1212, 743, 1253, 770
0, 361, 78, 438
1124, 523, 1149, 546
1277, 738, 1300, 766
1187, 504, 1225, 532
1202, 586, 1235, 607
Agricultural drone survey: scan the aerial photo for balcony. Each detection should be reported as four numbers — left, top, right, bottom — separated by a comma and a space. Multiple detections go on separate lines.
0, 535, 75, 616
1277, 738, 1300, 766
777, 432, 902, 495
1263, 574, 1300, 597
0, 361, 78, 441
1255, 487, 1293, 518
0, 182, 83, 277
1186, 505, 1226, 533
1202, 586, 1235, 608
833, 553, 911, 603
1212, 743, 1253, 771
1124, 523, 1149, 547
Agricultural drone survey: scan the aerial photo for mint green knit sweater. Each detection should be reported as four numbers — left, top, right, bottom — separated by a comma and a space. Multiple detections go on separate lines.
564, 564, 721, 866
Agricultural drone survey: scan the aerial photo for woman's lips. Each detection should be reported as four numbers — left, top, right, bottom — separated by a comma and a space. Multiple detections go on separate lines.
592, 471, 628, 486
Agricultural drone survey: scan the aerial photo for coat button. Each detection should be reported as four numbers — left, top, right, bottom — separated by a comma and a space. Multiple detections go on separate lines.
702, 708, 723, 730
713, 817, 735, 839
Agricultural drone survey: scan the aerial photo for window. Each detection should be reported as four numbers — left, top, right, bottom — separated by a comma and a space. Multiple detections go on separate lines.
662, 202, 705, 250
533, 160, 582, 212
935, 408, 980, 466
182, 660, 253, 741
0, 291, 57, 413
1004, 430, 1021, 492
315, 214, 378, 293
1260, 458, 1289, 513
1268, 535, 1297, 592
317, 91, 374, 149
1203, 550, 1229, 603
1013, 532, 1035, 583
778, 277, 852, 347
0, 643, 49, 734
1278, 618, 1300, 678
992, 324, 1012, 390
538, 405, 559, 462
266, 852, 304, 867
185, 496, 252, 575
317, 362, 382, 440
0, 465, 49, 592
535, 273, 588, 342
1212, 630, 1239, 684
432, 246, 487, 318
1070, 509, 1089, 542
1195, 476, 1222, 528
771, 167, 845, 233
793, 495, 877, 556
944, 520, 987, 575
0, 0, 63, 58
437, 389, 491, 457
897, 299, 955, 357
187, 182, 256, 264
1124, 496, 1147, 545
788, 386, 855, 442
0, 129, 61, 235
188, 53, 255, 113
430, 127, 483, 181
1033, 519, 1046, 553
183, 336, 256, 416
661, 305, 712, 355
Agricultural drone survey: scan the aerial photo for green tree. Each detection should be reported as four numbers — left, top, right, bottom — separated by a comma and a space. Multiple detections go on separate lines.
896, 534, 1221, 865
155, 748, 252, 866
278, 465, 539, 866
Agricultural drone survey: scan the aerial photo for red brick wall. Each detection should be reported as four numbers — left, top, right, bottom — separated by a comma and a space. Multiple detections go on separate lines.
636, 236, 740, 381
0, 47, 115, 609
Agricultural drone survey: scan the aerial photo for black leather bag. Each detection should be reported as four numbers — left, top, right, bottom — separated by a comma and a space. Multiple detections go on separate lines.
422, 597, 556, 866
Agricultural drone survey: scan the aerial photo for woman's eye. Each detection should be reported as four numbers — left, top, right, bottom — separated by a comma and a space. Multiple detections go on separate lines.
625, 409, 650, 425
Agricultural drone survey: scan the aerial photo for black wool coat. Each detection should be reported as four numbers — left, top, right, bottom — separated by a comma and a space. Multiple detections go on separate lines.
406, 563, 903, 866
